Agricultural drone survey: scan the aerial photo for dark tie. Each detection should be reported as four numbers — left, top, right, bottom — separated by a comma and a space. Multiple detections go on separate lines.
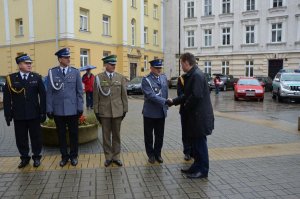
23, 74, 27, 80
109, 73, 112, 80
62, 68, 65, 77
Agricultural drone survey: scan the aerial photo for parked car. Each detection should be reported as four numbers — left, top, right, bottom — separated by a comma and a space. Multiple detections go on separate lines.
126, 76, 143, 95
0, 76, 6, 92
255, 76, 273, 92
209, 74, 236, 91
168, 77, 178, 88
272, 71, 300, 102
234, 77, 264, 101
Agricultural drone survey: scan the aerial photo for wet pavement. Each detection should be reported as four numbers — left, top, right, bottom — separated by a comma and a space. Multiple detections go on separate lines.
0, 90, 299, 198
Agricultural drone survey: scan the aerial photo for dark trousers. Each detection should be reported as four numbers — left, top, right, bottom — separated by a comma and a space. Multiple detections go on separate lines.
143, 117, 165, 158
189, 136, 209, 174
86, 91, 93, 108
180, 115, 192, 156
54, 115, 78, 160
215, 85, 220, 94
13, 119, 42, 161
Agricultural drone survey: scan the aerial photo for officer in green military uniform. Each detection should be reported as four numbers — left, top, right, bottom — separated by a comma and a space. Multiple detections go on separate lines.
93, 55, 128, 167
3, 54, 46, 168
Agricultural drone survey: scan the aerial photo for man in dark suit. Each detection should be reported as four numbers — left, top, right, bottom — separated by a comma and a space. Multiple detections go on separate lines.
3, 54, 46, 168
141, 59, 169, 164
46, 48, 84, 167
168, 52, 214, 179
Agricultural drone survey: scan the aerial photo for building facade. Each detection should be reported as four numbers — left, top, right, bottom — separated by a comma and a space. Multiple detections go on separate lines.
0, 0, 164, 79
165, 0, 300, 79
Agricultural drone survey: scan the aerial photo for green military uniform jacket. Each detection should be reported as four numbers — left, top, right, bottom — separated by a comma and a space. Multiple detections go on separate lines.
93, 72, 128, 118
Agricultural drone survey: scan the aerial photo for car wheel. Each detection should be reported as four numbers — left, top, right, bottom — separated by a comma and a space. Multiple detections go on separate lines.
261, 98, 264, 102
277, 90, 283, 102
272, 92, 277, 99
234, 95, 238, 101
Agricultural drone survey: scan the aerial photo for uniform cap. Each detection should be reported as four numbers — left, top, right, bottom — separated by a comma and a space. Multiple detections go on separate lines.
15, 54, 32, 64
102, 55, 117, 65
149, 59, 163, 68
55, 48, 70, 57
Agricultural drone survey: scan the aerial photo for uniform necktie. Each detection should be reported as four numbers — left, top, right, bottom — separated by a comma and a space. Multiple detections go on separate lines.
23, 74, 27, 80
109, 73, 112, 80
62, 68, 65, 77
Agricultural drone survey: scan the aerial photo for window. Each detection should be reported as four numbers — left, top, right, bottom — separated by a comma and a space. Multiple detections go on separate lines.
204, 61, 212, 76
222, 61, 229, 75
187, 1, 195, 18
246, 0, 255, 11
103, 15, 111, 36
80, 9, 89, 31
144, 0, 148, 15
271, 23, 282, 42
153, 30, 158, 45
153, 4, 158, 19
103, 51, 111, 57
245, 60, 254, 77
222, 0, 231, 14
16, 18, 23, 36
222, 28, 231, 45
144, 27, 148, 44
144, 56, 148, 69
245, 25, 255, 44
273, 0, 283, 8
187, 30, 195, 47
80, 49, 89, 67
204, 0, 212, 16
131, 19, 136, 46
131, 0, 136, 7
204, 29, 212, 47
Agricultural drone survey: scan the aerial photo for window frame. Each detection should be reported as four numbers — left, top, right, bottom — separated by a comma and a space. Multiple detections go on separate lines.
102, 15, 111, 36
222, 0, 231, 14
80, 9, 89, 31
204, 29, 212, 47
245, 25, 255, 44
221, 61, 230, 75
80, 49, 89, 67
245, 60, 254, 77
222, 27, 231, 45
204, 61, 212, 76
153, 30, 158, 45
186, 30, 195, 47
204, 0, 212, 16
271, 23, 282, 43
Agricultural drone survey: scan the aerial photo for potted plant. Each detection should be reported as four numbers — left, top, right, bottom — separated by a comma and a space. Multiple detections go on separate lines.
41, 113, 99, 146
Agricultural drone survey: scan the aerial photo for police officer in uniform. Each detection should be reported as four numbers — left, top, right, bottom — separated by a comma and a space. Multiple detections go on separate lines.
93, 55, 128, 167
46, 48, 84, 167
141, 59, 168, 164
3, 54, 46, 168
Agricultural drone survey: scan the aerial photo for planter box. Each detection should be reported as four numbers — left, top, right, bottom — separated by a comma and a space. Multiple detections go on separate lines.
41, 124, 98, 146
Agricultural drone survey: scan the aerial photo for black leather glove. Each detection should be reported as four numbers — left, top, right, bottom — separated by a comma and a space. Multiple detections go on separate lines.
122, 112, 127, 120
40, 114, 46, 123
47, 112, 54, 119
95, 113, 101, 124
5, 116, 12, 126
77, 110, 83, 117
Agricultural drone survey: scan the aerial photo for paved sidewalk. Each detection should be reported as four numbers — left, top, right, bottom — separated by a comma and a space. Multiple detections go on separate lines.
0, 91, 300, 198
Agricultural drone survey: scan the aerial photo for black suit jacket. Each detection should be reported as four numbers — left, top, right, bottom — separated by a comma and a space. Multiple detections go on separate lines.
173, 66, 214, 137
3, 72, 46, 121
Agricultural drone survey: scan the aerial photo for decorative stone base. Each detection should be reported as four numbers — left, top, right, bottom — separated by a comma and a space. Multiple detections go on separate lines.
41, 124, 98, 146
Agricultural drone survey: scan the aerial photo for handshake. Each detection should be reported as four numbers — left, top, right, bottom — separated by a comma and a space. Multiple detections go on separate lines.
166, 98, 174, 107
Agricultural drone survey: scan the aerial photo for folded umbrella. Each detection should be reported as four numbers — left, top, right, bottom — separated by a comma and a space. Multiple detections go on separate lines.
79, 65, 96, 71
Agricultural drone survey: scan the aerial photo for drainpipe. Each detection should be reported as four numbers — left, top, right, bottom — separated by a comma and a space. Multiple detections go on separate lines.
56, 0, 59, 49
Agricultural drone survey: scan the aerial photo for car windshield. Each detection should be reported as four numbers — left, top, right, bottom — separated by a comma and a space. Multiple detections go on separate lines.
281, 74, 300, 81
130, 77, 142, 84
238, 79, 260, 85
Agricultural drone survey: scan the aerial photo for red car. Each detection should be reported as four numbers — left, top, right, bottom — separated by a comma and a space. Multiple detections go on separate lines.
234, 77, 264, 101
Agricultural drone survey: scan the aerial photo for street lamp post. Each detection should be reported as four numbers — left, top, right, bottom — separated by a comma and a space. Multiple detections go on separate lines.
178, 0, 181, 76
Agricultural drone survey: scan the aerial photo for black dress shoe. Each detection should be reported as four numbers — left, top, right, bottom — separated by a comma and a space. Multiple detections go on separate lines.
70, 158, 78, 166
104, 160, 112, 167
181, 168, 193, 174
184, 154, 191, 161
186, 172, 208, 179
33, 159, 41, 167
18, 160, 30, 169
113, 160, 123, 167
59, 159, 69, 167
155, 156, 163, 163
148, 156, 155, 164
